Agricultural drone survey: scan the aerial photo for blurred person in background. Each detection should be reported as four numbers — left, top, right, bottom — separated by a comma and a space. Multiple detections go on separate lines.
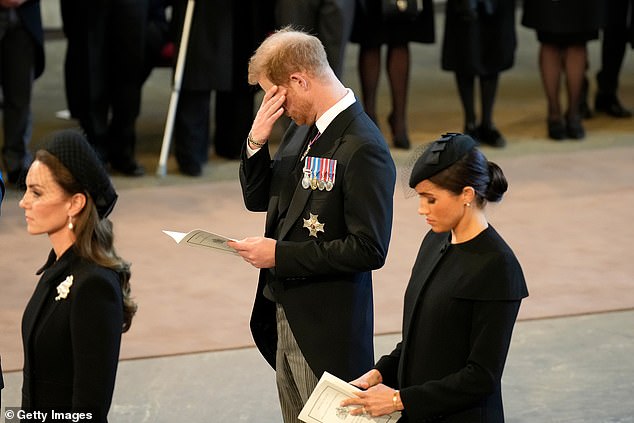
0, 0, 44, 187
522, 0, 604, 141
442, 0, 517, 148
594, 0, 633, 118
350, 0, 435, 150
170, 0, 274, 176
60, 0, 149, 176
274, 0, 355, 78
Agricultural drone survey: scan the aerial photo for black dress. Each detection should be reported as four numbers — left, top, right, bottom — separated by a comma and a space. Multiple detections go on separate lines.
521, 0, 604, 45
442, 0, 517, 75
350, 0, 435, 46
375, 226, 528, 422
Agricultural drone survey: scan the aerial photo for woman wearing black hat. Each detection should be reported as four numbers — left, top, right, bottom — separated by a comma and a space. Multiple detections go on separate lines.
342, 133, 528, 422
18, 129, 136, 422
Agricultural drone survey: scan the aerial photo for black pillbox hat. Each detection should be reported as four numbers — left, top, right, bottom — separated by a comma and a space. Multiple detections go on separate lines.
43, 129, 118, 218
409, 133, 477, 188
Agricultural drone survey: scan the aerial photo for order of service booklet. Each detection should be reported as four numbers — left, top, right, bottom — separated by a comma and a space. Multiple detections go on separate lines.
162, 229, 238, 255
299, 372, 401, 423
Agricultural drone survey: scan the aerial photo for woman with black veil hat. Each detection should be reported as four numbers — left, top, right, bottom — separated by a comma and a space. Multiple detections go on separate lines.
19, 129, 136, 422
342, 133, 528, 422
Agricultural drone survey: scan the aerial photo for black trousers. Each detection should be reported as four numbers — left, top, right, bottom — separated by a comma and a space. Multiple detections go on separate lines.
596, 0, 633, 94
61, 0, 148, 164
0, 8, 35, 174
174, 89, 210, 171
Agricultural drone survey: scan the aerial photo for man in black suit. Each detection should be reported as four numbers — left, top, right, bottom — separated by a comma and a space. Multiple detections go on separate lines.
228, 28, 396, 423
0, 0, 44, 186
171, 0, 274, 175
60, 0, 148, 176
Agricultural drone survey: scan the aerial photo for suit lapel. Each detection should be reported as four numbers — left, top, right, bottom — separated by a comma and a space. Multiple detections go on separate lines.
274, 125, 312, 221
276, 103, 361, 241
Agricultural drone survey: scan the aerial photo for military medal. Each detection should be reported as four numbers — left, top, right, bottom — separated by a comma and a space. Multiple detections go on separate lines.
325, 159, 336, 191
302, 156, 337, 191
303, 213, 325, 237
317, 158, 326, 190
302, 169, 311, 189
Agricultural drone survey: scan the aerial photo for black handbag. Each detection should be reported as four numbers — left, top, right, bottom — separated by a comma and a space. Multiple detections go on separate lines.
381, 0, 423, 22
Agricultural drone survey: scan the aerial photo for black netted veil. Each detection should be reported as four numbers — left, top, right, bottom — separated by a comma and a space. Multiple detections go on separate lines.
42, 129, 118, 218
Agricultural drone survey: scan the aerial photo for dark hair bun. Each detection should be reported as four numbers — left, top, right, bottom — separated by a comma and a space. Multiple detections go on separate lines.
485, 161, 508, 202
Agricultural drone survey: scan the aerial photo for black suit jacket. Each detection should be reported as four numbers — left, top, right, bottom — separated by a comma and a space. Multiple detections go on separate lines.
239, 101, 396, 381
21, 248, 123, 422
375, 226, 528, 423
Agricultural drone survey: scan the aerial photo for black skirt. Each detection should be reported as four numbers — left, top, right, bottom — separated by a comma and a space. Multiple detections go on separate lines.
536, 30, 599, 46
441, 0, 517, 74
521, 0, 604, 35
350, 0, 436, 46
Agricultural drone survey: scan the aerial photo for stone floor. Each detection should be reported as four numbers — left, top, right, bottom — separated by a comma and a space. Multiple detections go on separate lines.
3, 310, 634, 422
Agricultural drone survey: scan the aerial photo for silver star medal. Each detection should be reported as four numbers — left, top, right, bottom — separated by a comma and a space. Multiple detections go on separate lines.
303, 213, 325, 237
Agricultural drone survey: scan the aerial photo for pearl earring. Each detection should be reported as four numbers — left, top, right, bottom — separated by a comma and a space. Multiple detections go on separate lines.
465, 202, 471, 208
68, 217, 74, 230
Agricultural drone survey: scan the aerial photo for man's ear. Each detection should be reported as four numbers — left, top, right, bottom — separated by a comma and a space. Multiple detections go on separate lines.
290, 72, 309, 90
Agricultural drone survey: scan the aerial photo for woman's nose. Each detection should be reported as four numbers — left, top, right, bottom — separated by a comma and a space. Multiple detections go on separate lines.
19, 194, 28, 209
418, 200, 429, 216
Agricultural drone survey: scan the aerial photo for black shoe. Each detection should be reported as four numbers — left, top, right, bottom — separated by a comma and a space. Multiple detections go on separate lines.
464, 122, 480, 141
477, 124, 506, 148
388, 113, 410, 149
565, 117, 585, 140
178, 163, 202, 177
393, 135, 411, 150
547, 119, 566, 141
110, 159, 145, 177
594, 94, 633, 118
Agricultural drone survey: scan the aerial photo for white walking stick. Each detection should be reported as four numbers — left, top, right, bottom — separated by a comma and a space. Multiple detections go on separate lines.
156, 0, 195, 177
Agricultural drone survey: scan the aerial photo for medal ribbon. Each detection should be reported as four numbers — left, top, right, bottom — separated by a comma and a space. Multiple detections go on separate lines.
300, 131, 322, 163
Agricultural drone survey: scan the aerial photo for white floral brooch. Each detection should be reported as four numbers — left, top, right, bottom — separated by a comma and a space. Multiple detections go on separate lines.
55, 275, 74, 301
